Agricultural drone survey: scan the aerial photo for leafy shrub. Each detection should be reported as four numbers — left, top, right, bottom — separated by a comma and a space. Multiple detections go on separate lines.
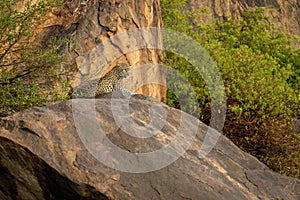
161, 0, 300, 178
0, 0, 73, 116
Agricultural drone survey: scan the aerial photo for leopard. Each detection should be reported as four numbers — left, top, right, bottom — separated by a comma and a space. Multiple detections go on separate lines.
71, 63, 134, 98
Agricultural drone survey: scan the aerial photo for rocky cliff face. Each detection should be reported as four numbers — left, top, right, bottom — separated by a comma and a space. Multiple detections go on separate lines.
189, 0, 300, 36
0, 96, 299, 199
36, 0, 166, 101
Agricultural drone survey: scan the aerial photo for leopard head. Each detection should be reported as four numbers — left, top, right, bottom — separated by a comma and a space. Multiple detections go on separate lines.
115, 63, 130, 78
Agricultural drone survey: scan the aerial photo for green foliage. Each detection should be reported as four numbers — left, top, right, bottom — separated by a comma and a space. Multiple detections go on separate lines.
0, 0, 72, 116
209, 9, 300, 94
260, 132, 300, 178
162, 0, 300, 177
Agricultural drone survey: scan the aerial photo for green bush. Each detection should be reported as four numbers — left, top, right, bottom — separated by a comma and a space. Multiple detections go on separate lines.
162, 0, 300, 178
0, 0, 72, 116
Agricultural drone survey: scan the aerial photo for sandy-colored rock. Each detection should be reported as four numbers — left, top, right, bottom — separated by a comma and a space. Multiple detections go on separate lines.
36, 0, 166, 102
189, 0, 300, 36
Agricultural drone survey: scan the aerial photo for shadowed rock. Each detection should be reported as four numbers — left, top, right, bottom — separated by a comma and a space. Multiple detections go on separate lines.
0, 96, 299, 200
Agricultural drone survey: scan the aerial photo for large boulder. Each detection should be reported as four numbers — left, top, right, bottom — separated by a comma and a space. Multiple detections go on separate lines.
0, 96, 299, 200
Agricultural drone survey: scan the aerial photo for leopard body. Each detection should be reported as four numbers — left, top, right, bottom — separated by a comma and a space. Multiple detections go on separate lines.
71, 63, 133, 98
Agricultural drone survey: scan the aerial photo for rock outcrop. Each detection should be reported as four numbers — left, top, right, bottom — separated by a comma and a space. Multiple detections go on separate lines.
36, 0, 166, 101
0, 96, 299, 200
189, 0, 300, 36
